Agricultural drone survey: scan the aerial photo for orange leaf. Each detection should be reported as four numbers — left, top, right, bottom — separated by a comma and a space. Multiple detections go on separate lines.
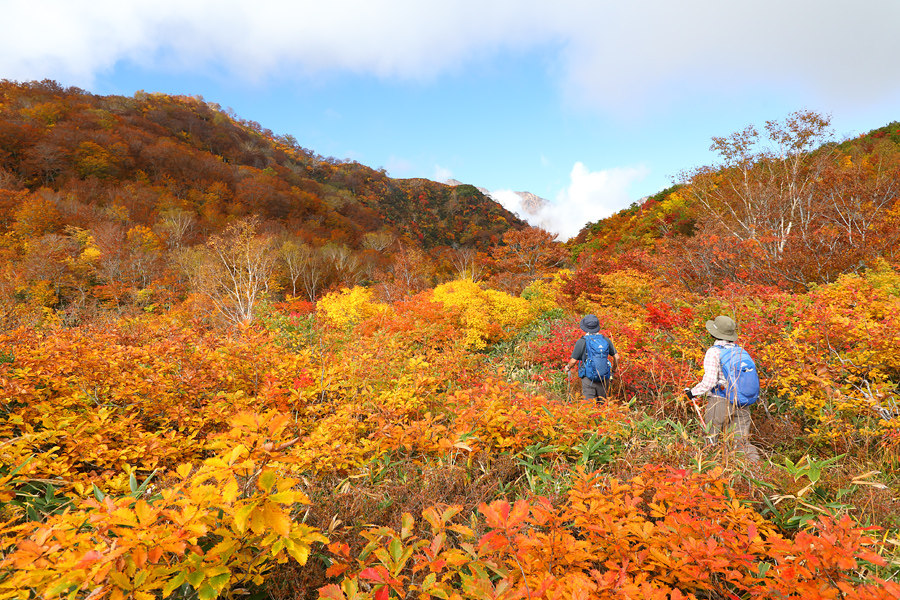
507, 500, 530, 528
263, 503, 292, 537
318, 584, 346, 600
325, 563, 350, 578
76, 550, 104, 569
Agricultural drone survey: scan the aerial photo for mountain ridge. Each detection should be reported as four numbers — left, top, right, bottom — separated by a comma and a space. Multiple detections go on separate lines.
0, 80, 527, 251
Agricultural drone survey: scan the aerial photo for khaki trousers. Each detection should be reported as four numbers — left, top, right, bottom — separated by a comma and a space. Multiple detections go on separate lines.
705, 394, 761, 462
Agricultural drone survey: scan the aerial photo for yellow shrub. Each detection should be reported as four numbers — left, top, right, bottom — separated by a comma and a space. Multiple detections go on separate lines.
433, 279, 534, 349
317, 286, 391, 328
521, 278, 561, 315
597, 269, 653, 310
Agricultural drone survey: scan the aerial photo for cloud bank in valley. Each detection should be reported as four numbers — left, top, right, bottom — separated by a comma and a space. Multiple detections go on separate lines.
491, 162, 648, 241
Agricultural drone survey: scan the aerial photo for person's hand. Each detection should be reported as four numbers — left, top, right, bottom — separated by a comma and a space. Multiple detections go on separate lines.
684, 388, 694, 399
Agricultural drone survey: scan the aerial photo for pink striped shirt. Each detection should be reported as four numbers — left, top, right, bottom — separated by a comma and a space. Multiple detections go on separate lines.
691, 340, 736, 397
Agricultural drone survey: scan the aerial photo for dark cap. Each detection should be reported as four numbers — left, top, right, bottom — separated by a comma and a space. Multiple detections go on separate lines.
579, 314, 601, 334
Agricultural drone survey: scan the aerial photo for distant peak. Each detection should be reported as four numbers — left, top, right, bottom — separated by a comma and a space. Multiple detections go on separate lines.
513, 191, 550, 216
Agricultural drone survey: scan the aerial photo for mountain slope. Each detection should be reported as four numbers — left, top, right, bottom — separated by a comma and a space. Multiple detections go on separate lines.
0, 80, 525, 250
568, 113, 900, 289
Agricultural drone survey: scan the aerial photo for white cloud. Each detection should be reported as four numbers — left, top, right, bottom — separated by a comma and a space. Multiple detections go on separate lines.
490, 162, 647, 241
0, 1, 557, 85
555, 1, 900, 114
433, 166, 454, 182
4, 1, 899, 112
487, 189, 526, 215
546, 163, 648, 240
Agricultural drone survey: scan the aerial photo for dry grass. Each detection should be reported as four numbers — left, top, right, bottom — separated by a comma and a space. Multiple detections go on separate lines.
268, 454, 522, 600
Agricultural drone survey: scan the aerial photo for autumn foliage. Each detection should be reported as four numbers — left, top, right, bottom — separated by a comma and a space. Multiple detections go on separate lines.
0, 79, 526, 327
1, 86, 900, 599
2, 258, 899, 598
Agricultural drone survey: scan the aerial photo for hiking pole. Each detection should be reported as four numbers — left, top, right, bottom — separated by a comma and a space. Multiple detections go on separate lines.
684, 388, 707, 430
680, 354, 707, 431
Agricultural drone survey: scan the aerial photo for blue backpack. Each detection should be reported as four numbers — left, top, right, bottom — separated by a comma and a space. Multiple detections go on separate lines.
578, 334, 611, 382
715, 345, 760, 407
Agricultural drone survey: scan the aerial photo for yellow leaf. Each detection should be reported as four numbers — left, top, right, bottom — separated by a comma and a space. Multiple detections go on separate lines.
222, 478, 240, 504
233, 503, 256, 534
135, 500, 154, 526
207, 538, 238, 560
285, 540, 311, 565
232, 412, 259, 430
109, 571, 131, 590
249, 505, 266, 535
228, 444, 248, 466
204, 565, 230, 578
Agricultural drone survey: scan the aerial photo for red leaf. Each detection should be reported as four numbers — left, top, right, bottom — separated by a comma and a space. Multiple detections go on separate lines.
359, 567, 385, 583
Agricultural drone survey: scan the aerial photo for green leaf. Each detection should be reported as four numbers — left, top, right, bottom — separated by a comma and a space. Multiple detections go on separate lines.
185, 569, 206, 588
45, 580, 78, 597
389, 538, 403, 564
6, 456, 33, 479
197, 583, 218, 600
258, 469, 277, 492
207, 571, 231, 594
162, 571, 187, 596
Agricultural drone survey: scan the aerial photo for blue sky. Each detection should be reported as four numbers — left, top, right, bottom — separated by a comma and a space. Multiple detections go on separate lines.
3, 0, 900, 239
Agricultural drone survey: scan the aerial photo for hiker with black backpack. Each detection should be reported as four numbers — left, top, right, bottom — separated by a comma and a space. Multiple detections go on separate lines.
564, 314, 618, 401
684, 315, 761, 462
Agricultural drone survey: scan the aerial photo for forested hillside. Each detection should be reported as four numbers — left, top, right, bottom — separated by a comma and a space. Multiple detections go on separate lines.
1, 94, 899, 600
570, 110, 900, 292
0, 79, 527, 324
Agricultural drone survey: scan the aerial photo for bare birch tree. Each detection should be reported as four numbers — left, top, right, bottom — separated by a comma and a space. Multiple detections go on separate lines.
192, 217, 278, 325
447, 246, 485, 282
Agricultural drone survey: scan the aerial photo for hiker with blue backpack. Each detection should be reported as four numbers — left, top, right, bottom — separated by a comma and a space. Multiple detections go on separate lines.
564, 314, 618, 401
684, 315, 761, 462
